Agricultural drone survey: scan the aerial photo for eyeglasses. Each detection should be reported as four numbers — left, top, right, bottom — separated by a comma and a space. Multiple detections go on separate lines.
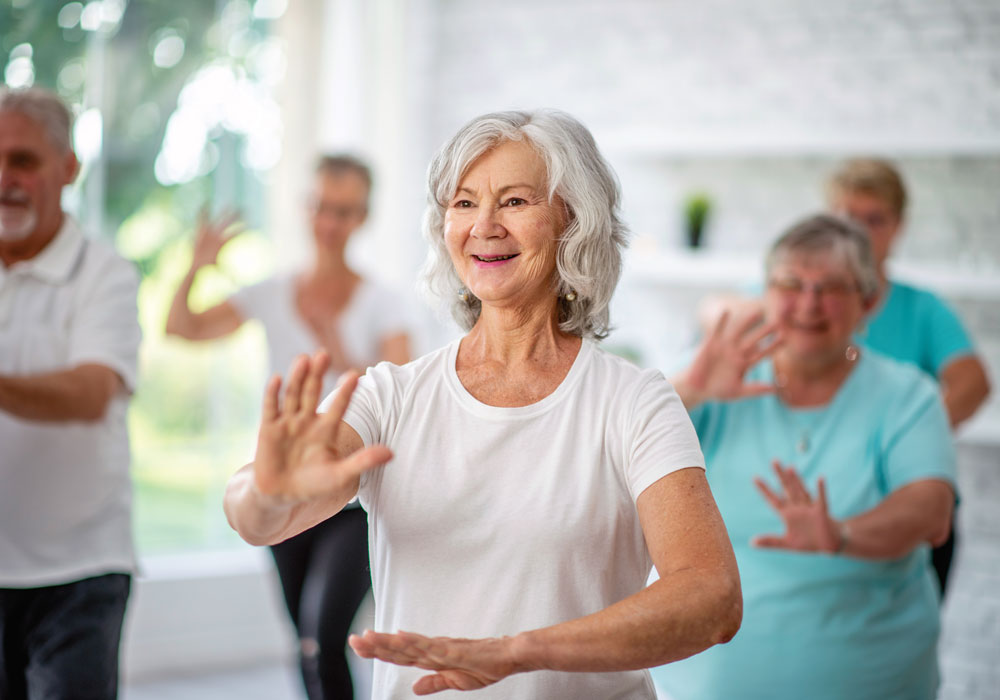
767, 277, 860, 299
308, 200, 366, 220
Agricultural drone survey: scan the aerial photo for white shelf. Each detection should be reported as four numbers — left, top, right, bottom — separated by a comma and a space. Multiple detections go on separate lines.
596, 128, 1000, 159
623, 249, 1000, 301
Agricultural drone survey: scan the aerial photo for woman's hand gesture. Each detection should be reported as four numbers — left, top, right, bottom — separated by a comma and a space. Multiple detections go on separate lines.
675, 309, 782, 408
752, 460, 842, 554
190, 209, 243, 271
252, 351, 392, 508
349, 630, 522, 696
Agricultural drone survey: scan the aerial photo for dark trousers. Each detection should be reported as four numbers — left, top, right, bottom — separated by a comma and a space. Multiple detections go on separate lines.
271, 507, 371, 700
0, 573, 131, 700
932, 521, 957, 600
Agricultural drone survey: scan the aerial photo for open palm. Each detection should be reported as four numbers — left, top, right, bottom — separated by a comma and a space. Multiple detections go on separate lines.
191, 209, 243, 270
752, 460, 841, 554
683, 310, 782, 404
349, 630, 520, 696
252, 351, 391, 506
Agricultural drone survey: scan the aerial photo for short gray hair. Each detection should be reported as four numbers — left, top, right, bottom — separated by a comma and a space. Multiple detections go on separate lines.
765, 214, 880, 301
0, 87, 74, 154
421, 109, 628, 340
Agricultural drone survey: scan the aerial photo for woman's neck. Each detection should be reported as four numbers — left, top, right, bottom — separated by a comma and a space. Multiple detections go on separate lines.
773, 347, 859, 407
463, 300, 573, 367
304, 246, 353, 285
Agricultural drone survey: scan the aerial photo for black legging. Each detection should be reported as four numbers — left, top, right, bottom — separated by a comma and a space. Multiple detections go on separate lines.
270, 507, 371, 700
931, 516, 957, 601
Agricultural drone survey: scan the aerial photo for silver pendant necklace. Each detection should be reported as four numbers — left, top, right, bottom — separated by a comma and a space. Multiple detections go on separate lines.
775, 345, 859, 456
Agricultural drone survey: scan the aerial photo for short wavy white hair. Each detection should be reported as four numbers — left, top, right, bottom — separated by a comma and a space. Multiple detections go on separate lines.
421, 109, 628, 340
766, 213, 880, 302
0, 87, 73, 154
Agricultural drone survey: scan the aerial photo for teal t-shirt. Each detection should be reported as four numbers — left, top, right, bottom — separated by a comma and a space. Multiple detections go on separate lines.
650, 351, 956, 700
856, 280, 973, 378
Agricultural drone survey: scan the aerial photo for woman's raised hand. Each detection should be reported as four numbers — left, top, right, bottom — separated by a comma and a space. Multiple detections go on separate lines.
252, 351, 392, 507
752, 460, 842, 554
678, 309, 782, 406
191, 209, 243, 271
349, 630, 521, 696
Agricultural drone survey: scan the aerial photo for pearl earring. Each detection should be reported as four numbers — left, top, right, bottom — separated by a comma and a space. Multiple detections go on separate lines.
845, 345, 859, 362
457, 287, 470, 302
564, 291, 577, 301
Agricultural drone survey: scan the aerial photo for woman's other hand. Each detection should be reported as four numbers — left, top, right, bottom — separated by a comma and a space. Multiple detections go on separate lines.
349, 630, 522, 695
191, 209, 243, 271
673, 310, 782, 409
252, 351, 392, 507
752, 460, 842, 554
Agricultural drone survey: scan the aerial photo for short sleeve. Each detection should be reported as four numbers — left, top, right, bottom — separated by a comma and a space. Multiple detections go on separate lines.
625, 373, 706, 501
67, 253, 141, 391
921, 293, 975, 375
332, 361, 400, 448
368, 282, 413, 338
880, 376, 957, 494
228, 277, 278, 321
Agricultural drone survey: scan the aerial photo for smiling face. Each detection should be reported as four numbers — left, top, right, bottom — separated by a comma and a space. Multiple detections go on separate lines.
444, 139, 566, 315
765, 250, 873, 363
829, 189, 901, 271
0, 110, 77, 247
308, 169, 369, 252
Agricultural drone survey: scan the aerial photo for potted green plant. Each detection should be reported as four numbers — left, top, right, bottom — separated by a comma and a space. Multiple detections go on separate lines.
683, 192, 712, 249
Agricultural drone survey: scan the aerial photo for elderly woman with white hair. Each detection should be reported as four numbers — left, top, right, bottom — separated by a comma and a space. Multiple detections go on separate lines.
652, 214, 957, 700
224, 109, 741, 698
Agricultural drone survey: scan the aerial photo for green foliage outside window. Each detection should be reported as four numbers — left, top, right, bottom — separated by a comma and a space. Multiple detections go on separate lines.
3, 0, 288, 554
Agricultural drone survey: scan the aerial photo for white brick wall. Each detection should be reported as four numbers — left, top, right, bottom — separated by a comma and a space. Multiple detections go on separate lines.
401, 1, 1000, 697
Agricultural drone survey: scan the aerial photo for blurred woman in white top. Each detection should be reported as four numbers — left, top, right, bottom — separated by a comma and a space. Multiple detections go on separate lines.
167, 155, 409, 700
224, 110, 741, 699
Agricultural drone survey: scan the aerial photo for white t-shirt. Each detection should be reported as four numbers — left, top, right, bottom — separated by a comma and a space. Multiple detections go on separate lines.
341, 338, 705, 699
230, 274, 409, 398
0, 218, 141, 587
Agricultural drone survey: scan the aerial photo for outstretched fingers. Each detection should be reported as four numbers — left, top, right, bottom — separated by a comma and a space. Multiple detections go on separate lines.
754, 476, 785, 512
299, 351, 331, 416
752, 533, 789, 549
261, 374, 282, 422
320, 370, 361, 426
282, 355, 310, 416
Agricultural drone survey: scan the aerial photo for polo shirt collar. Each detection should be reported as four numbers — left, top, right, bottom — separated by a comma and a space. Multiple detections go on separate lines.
8, 216, 86, 284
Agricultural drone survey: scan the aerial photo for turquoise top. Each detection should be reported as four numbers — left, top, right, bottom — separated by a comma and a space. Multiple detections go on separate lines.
650, 351, 956, 700
856, 279, 974, 378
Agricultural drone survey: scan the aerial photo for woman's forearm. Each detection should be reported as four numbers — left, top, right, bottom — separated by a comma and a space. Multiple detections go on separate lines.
511, 565, 741, 673
165, 267, 199, 337
839, 479, 954, 560
223, 464, 301, 546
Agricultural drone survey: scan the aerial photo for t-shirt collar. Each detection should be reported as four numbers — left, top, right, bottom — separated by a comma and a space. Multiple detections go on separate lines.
8, 216, 86, 284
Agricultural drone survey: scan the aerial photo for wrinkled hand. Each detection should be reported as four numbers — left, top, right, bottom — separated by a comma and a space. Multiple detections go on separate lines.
349, 630, 521, 696
752, 460, 841, 554
681, 310, 782, 404
191, 209, 243, 270
252, 351, 392, 505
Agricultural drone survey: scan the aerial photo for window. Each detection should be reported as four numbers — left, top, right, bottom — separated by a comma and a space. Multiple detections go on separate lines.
2, 0, 291, 554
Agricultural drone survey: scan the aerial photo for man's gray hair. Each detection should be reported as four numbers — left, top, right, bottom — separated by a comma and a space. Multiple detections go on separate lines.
421, 109, 628, 340
0, 86, 74, 154
765, 213, 880, 301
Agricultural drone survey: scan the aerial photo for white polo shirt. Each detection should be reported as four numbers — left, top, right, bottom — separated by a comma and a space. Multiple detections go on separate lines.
0, 217, 141, 587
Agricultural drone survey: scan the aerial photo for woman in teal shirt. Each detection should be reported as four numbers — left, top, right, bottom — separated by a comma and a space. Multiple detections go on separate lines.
655, 214, 957, 700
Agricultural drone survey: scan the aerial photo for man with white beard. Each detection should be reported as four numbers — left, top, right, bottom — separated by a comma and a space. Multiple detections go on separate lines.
0, 87, 141, 700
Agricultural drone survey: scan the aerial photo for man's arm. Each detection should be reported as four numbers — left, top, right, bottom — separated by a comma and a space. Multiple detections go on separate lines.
939, 354, 991, 428
0, 364, 123, 422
